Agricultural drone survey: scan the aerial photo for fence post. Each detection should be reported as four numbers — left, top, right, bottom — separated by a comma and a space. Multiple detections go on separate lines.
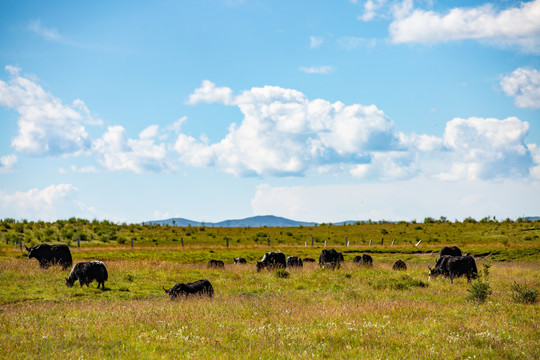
77, 236, 80, 251
324, 240, 327, 247
226, 237, 229, 248
305, 241, 307, 247
415, 240, 422, 247
131, 237, 134, 249
391, 238, 395, 246
181, 237, 184, 248
19, 236, 23, 251
381, 237, 384, 245
369, 239, 372, 246
345, 236, 348, 246
267, 237, 271, 247
311, 235, 314, 246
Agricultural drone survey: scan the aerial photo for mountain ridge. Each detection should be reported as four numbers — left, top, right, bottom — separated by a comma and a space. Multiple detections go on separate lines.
145, 215, 318, 227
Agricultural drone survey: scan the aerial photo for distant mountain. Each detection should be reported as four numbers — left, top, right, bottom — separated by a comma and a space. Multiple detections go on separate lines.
145, 215, 317, 227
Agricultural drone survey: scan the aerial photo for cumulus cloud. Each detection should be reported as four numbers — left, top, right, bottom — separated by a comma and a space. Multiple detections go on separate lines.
179, 81, 398, 177
389, 0, 540, 53
186, 80, 234, 105
439, 117, 531, 180
0, 154, 17, 174
92, 125, 175, 173
0, 66, 95, 156
299, 66, 335, 74
500, 67, 540, 109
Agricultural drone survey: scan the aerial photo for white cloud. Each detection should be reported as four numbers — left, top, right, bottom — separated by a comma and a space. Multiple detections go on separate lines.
0, 154, 17, 174
0, 184, 74, 221
0, 66, 94, 156
299, 66, 336, 74
181, 81, 539, 181
309, 36, 324, 49
439, 117, 531, 180
251, 179, 540, 223
186, 80, 234, 105
27, 20, 62, 42
92, 125, 175, 173
0, 184, 121, 221
180, 81, 397, 177
359, 0, 387, 22
389, 0, 540, 53
500, 67, 540, 109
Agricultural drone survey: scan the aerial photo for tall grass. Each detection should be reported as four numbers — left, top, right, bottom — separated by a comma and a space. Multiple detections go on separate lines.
0, 254, 538, 359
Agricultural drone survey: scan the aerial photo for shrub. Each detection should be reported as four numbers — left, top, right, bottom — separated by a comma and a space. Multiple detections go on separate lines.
467, 278, 492, 303
275, 269, 289, 278
511, 282, 538, 304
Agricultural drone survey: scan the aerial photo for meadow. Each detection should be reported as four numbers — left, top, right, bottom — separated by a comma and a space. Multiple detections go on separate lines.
0, 219, 539, 359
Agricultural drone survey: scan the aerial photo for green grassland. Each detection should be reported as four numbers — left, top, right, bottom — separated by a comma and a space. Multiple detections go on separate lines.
0, 219, 539, 359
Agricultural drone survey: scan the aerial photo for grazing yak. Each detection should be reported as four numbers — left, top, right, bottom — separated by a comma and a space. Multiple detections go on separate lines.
286, 256, 303, 268
353, 254, 373, 267
65, 261, 108, 289
429, 255, 478, 282
302, 258, 316, 263
392, 259, 407, 271
208, 259, 225, 268
319, 249, 343, 269
163, 279, 214, 299
440, 246, 462, 257
234, 257, 247, 264
26, 244, 72, 270
256, 252, 286, 272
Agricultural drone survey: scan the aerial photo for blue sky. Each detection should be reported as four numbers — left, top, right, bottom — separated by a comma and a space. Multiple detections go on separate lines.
1, 0, 539, 223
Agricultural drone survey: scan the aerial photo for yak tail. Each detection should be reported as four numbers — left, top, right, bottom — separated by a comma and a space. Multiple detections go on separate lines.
162, 286, 168, 293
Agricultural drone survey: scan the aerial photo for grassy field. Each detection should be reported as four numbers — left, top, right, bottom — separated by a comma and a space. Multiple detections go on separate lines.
0, 237, 539, 359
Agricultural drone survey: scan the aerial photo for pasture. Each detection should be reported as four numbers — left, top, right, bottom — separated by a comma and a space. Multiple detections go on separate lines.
0, 219, 539, 359
0, 248, 538, 359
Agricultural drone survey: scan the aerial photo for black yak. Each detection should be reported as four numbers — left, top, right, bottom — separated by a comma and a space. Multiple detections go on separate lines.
163, 279, 214, 299
256, 252, 286, 272
65, 261, 108, 289
429, 255, 478, 282
440, 246, 462, 257
26, 244, 72, 270
353, 254, 373, 267
234, 257, 247, 264
319, 249, 343, 269
286, 256, 303, 268
208, 259, 225, 268
392, 259, 407, 271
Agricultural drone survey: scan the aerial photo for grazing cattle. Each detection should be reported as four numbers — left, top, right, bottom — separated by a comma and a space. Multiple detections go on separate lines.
440, 246, 462, 257
65, 261, 108, 289
256, 252, 286, 272
392, 259, 407, 271
163, 279, 214, 299
303, 258, 316, 263
429, 255, 478, 282
234, 257, 247, 264
353, 254, 373, 267
208, 259, 225, 268
286, 256, 303, 268
319, 249, 342, 269
26, 244, 73, 270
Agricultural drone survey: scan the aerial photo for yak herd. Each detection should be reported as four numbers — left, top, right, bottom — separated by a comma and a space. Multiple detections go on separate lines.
24, 243, 478, 299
